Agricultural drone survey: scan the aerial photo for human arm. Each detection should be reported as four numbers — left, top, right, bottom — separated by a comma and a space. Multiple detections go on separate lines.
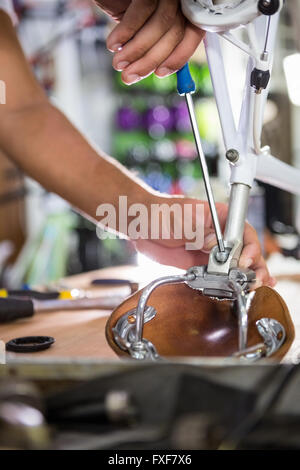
0, 10, 273, 287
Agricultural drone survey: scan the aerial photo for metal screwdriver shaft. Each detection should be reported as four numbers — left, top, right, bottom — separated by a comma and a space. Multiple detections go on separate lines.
177, 64, 225, 254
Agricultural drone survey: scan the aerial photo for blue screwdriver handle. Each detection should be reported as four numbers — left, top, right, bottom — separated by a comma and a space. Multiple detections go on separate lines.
176, 63, 196, 96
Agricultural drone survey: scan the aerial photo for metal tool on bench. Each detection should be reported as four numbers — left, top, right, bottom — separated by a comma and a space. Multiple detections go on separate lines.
0, 294, 130, 323
106, 0, 295, 362
0, 278, 139, 323
0, 278, 138, 301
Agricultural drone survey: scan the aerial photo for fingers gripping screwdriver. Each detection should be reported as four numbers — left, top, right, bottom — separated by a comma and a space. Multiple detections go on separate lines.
177, 64, 249, 350
176, 63, 226, 257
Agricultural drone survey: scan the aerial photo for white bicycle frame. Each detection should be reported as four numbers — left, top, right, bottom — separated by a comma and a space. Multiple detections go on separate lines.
109, 9, 298, 360
205, 13, 300, 194
202, 12, 300, 273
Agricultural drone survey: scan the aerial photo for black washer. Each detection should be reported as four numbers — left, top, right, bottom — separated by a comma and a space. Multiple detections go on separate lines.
6, 336, 55, 353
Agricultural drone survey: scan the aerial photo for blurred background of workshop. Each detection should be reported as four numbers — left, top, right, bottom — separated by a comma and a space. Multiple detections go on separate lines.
1, 0, 300, 298
1, 1, 300, 452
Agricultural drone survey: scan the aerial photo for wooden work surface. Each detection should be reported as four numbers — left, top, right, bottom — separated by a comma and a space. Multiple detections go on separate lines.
1, 262, 300, 363
0, 265, 147, 361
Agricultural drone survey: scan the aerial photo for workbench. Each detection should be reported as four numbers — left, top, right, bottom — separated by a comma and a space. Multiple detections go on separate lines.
0, 261, 300, 364
0, 265, 146, 361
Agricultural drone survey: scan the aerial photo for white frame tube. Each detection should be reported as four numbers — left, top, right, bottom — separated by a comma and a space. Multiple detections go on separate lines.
204, 13, 300, 194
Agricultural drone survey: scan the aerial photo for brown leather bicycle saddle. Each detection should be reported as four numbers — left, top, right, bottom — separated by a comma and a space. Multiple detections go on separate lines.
106, 284, 295, 361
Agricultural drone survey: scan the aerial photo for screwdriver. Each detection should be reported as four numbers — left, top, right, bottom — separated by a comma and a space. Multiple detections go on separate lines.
176, 63, 226, 256
0, 295, 127, 323
0, 288, 77, 301
0, 279, 138, 301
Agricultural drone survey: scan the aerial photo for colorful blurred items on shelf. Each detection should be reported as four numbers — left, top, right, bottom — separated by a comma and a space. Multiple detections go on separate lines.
144, 161, 162, 175
170, 180, 184, 195
201, 139, 218, 159
115, 101, 196, 138
144, 104, 174, 139
194, 98, 221, 143
152, 73, 177, 94
0, 152, 26, 265
189, 62, 213, 96
128, 143, 151, 165
172, 101, 191, 133
178, 175, 198, 195
115, 69, 177, 94
160, 161, 179, 180
152, 139, 176, 162
112, 131, 152, 164
112, 62, 217, 199
175, 138, 197, 160
143, 170, 173, 194
116, 106, 142, 131
7, 210, 77, 288
176, 159, 202, 180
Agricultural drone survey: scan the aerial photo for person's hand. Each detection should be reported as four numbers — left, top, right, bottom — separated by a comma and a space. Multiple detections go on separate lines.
134, 196, 275, 290
96, 0, 205, 85
94, 1, 131, 21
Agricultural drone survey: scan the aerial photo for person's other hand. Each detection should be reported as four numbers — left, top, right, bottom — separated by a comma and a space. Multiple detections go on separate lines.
97, 0, 205, 85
